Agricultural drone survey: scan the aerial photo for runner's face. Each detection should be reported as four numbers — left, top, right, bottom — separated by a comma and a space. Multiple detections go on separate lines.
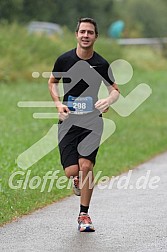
76, 22, 97, 49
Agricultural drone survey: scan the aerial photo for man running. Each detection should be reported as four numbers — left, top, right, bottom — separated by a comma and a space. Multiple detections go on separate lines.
48, 17, 119, 232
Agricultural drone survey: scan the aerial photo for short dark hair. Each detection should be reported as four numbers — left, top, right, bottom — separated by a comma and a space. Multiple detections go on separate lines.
75, 17, 98, 36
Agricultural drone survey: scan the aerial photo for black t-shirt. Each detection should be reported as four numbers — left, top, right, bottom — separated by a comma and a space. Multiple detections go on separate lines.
52, 48, 115, 114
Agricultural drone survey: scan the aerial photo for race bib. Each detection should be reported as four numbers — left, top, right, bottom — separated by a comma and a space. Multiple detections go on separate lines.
67, 95, 93, 114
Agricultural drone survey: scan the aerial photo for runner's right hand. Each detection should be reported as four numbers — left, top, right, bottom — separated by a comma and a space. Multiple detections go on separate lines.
55, 102, 70, 121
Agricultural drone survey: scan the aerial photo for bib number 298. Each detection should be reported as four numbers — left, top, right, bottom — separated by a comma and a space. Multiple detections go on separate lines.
73, 102, 86, 110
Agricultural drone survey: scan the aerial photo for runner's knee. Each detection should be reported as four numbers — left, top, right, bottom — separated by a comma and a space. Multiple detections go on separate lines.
64, 165, 79, 178
79, 159, 93, 174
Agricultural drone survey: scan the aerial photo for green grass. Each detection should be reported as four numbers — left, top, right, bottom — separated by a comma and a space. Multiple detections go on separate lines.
0, 22, 167, 226
0, 69, 167, 226
0, 82, 73, 224
98, 69, 167, 174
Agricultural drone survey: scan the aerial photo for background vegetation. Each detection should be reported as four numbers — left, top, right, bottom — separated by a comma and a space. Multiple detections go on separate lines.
0, 0, 167, 37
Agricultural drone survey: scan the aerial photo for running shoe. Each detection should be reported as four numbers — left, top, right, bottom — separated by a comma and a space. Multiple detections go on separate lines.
72, 176, 80, 196
78, 212, 95, 232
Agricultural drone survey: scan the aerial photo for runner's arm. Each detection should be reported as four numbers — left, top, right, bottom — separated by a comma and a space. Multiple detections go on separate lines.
106, 83, 120, 104
95, 83, 120, 112
48, 73, 70, 120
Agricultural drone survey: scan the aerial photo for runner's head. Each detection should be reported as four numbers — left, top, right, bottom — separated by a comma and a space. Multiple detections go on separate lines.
75, 18, 98, 50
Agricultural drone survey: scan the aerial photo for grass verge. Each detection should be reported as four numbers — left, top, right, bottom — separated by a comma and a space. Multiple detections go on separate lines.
0, 69, 167, 226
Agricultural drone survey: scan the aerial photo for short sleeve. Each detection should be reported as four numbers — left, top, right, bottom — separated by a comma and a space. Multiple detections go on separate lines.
101, 61, 115, 86
52, 57, 62, 80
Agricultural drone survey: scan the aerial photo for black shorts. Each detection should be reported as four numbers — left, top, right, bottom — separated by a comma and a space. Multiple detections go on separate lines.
58, 115, 103, 169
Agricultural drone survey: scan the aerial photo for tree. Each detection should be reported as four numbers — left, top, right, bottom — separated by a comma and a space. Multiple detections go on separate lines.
116, 0, 167, 38
0, 0, 114, 34
0, 0, 23, 22
1, 0, 166, 38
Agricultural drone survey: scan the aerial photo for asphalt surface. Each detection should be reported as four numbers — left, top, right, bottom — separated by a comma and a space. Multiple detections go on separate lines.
0, 152, 167, 252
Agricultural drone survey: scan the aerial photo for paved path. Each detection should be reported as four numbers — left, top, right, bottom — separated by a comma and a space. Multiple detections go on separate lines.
0, 152, 167, 252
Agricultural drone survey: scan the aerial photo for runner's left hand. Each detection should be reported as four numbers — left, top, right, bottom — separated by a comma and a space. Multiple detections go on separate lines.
95, 99, 109, 113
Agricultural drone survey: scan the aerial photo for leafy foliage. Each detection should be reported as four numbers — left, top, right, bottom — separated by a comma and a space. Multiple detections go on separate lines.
1, 0, 166, 37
